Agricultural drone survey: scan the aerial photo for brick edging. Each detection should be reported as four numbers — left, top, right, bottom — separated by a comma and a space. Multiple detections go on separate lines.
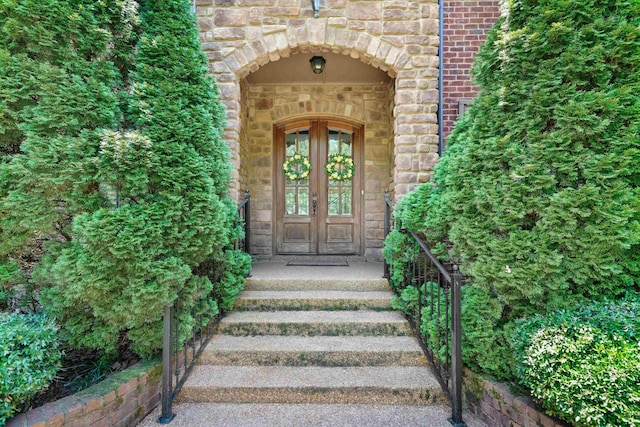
7, 359, 162, 427
463, 368, 571, 427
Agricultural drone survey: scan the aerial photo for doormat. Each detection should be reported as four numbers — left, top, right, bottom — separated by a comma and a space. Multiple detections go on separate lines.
286, 257, 349, 267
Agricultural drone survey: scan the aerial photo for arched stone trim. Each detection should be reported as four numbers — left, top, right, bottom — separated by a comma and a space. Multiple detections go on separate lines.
270, 101, 366, 124
197, 0, 441, 199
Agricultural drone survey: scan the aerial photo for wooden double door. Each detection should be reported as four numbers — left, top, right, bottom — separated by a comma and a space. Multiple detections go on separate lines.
275, 118, 363, 255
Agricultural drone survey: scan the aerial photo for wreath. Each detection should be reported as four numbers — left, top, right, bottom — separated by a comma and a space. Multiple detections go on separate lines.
283, 154, 311, 181
325, 154, 355, 182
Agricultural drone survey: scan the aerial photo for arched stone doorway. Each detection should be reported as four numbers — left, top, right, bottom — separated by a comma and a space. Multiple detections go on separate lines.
240, 52, 394, 259
195, 0, 441, 258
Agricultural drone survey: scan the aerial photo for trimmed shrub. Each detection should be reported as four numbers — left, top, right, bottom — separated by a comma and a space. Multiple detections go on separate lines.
511, 294, 640, 426
459, 285, 511, 380
0, 313, 61, 424
425, 0, 640, 320
36, 0, 236, 358
212, 249, 252, 313
1, 0, 243, 359
382, 229, 420, 291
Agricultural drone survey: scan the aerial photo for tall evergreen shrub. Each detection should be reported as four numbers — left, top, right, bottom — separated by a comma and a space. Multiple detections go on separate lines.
38, 0, 235, 357
1, 0, 237, 358
0, 0, 123, 284
426, 0, 640, 318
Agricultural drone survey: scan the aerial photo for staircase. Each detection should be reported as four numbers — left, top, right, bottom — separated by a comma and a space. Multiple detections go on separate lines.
140, 262, 484, 426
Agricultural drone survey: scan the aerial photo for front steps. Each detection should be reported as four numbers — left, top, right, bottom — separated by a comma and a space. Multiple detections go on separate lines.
175, 262, 446, 409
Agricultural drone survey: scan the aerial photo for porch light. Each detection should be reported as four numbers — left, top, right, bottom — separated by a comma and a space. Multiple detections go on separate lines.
312, 0, 320, 18
310, 56, 326, 74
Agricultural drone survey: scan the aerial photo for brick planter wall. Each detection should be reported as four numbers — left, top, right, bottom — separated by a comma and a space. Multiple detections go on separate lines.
6, 360, 161, 427
464, 369, 571, 427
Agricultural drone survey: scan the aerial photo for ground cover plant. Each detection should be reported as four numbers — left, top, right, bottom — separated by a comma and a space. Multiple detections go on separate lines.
0, 0, 247, 420
511, 295, 640, 426
0, 313, 60, 423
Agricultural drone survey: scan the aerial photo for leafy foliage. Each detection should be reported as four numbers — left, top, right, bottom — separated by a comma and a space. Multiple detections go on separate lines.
511, 294, 640, 426
1, 0, 244, 359
459, 285, 511, 380
427, 0, 640, 319
0, 313, 61, 424
382, 229, 419, 291
212, 250, 252, 313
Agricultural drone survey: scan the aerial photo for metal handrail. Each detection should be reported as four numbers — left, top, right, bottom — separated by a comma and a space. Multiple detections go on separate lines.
383, 191, 465, 426
159, 190, 250, 423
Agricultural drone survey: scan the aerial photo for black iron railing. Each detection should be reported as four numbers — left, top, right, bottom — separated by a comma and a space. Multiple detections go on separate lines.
383, 192, 465, 427
236, 189, 250, 253
159, 190, 250, 423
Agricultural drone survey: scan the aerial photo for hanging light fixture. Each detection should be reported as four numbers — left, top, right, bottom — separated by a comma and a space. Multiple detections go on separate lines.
309, 56, 326, 74
311, 0, 320, 18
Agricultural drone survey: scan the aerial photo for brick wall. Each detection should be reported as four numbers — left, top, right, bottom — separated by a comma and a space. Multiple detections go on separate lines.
442, 0, 501, 140
6, 360, 161, 427
464, 369, 571, 427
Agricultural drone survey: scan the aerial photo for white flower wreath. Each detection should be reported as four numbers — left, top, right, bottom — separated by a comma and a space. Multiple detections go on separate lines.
283, 154, 311, 181
325, 154, 355, 182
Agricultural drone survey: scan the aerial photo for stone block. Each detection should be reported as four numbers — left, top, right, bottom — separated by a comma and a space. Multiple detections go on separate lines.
347, 2, 382, 20
214, 9, 247, 26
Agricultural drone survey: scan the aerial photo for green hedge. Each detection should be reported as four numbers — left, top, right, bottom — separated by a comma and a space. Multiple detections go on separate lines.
511, 295, 640, 426
425, 0, 640, 319
0, 313, 61, 424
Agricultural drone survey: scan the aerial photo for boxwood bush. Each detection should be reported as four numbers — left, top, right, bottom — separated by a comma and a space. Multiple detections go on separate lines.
511, 294, 640, 426
0, 313, 61, 424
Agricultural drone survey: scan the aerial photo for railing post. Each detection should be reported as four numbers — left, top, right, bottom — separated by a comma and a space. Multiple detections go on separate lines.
383, 190, 391, 279
450, 274, 465, 427
244, 189, 250, 253
159, 304, 175, 424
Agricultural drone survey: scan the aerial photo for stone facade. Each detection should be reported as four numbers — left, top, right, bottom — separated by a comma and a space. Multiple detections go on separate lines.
195, 0, 500, 258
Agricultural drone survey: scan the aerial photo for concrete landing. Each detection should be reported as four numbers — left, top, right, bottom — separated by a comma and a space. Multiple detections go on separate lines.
245, 261, 388, 291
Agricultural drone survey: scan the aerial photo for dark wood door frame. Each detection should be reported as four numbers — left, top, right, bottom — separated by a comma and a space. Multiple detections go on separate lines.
273, 116, 364, 255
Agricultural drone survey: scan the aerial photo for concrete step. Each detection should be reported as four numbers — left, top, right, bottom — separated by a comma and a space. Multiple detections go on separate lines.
235, 290, 394, 311
199, 335, 427, 366
176, 365, 445, 405
218, 310, 412, 336
139, 402, 488, 427
244, 277, 390, 292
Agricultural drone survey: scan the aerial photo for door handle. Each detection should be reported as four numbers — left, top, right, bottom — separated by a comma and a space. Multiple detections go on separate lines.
312, 192, 317, 217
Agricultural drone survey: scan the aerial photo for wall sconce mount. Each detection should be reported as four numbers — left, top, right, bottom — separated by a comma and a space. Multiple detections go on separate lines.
309, 56, 326, 74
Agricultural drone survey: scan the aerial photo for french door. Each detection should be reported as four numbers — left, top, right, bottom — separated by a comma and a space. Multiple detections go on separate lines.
275, 119, 363, 255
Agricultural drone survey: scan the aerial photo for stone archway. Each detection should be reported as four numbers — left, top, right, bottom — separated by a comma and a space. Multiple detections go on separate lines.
195, 0, 440, 257
195, 0, 441, 201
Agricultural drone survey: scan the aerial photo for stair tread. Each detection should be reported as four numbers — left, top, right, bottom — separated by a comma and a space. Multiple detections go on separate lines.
183, 365, 439, 389
239, 290, 394, 300
244, 279, 390, 291
207, 335, 423, 352
139, 402, 487, 427
221, 310, 407, 324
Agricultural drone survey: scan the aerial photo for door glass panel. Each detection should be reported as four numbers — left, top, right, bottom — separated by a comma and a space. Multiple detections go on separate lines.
327, 129, 353, 216
284, 129, 310, 216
